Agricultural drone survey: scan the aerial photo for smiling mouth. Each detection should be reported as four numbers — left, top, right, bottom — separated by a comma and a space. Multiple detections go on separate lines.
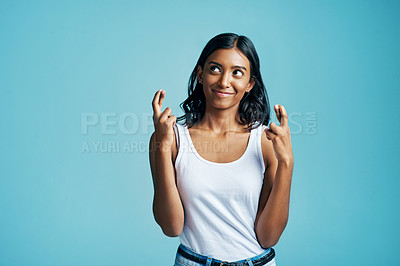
212, 89, 234, 97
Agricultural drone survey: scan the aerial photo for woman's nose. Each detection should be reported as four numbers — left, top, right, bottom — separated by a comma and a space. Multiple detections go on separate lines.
218, 72, 231, 88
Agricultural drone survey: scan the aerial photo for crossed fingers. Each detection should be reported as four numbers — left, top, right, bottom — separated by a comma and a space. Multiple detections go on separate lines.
152, 89, 165, 120
151, 89, 176, 128
265, 104, 289, 141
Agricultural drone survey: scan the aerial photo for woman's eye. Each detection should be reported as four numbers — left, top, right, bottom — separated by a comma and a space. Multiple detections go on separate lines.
210, 65, 220, 72
233, 70, 244, 77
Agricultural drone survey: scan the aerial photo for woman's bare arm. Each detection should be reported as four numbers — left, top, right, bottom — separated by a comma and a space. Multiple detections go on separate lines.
149, 89, 184, 237
255, 105, 294, 248
255, 138, 293, 247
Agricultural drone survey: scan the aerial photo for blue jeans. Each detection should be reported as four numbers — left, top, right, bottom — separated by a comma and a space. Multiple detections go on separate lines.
173, 244, 276, 266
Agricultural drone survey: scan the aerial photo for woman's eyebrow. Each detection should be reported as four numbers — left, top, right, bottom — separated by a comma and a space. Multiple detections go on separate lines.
208, 61, 247, 71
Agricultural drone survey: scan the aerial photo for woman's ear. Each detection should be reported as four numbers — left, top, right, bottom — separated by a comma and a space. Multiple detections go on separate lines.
246, 78, 256, 92
197, 66, 203, 84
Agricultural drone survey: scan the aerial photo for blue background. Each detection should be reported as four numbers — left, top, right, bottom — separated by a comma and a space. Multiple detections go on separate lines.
1, 0, 399, 265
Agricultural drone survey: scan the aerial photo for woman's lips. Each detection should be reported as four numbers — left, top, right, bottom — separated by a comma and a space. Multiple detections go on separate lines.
212, 89, 234, 97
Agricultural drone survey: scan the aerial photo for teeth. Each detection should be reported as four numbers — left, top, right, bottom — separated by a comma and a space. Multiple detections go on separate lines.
214, 90, 231, 94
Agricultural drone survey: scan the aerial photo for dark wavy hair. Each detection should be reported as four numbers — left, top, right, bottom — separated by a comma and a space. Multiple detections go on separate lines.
177, 33, 271, 130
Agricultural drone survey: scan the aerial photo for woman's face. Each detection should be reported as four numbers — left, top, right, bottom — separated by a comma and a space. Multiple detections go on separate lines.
197, 47, 255, 111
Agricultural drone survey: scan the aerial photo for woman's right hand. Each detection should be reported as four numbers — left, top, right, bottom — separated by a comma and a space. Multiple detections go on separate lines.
152, 89, 177, 149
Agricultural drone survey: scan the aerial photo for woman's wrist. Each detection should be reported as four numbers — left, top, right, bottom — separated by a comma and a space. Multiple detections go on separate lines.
277, 158, 294, 168
153, 141, 172, 153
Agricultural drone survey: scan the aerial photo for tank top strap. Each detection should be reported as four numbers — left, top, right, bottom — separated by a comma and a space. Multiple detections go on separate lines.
253, 123, 268, 173
174, 123, 191, 167
173, 123, 180, 150
243, 125, 257, 155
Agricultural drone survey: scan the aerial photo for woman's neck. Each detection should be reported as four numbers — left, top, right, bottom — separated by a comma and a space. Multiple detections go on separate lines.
196, 108, 248, 134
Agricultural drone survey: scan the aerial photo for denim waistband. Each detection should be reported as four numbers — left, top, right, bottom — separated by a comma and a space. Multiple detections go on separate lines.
177, 244, 275, 266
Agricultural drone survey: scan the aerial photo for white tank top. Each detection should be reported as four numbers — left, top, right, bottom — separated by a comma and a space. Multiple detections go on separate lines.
173, 122, 269, 261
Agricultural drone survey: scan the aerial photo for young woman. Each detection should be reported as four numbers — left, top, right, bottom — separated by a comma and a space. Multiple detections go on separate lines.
149, 33, 294, 266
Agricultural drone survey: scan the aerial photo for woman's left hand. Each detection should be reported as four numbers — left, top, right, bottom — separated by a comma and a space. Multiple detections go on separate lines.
265, 104, 294, 164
